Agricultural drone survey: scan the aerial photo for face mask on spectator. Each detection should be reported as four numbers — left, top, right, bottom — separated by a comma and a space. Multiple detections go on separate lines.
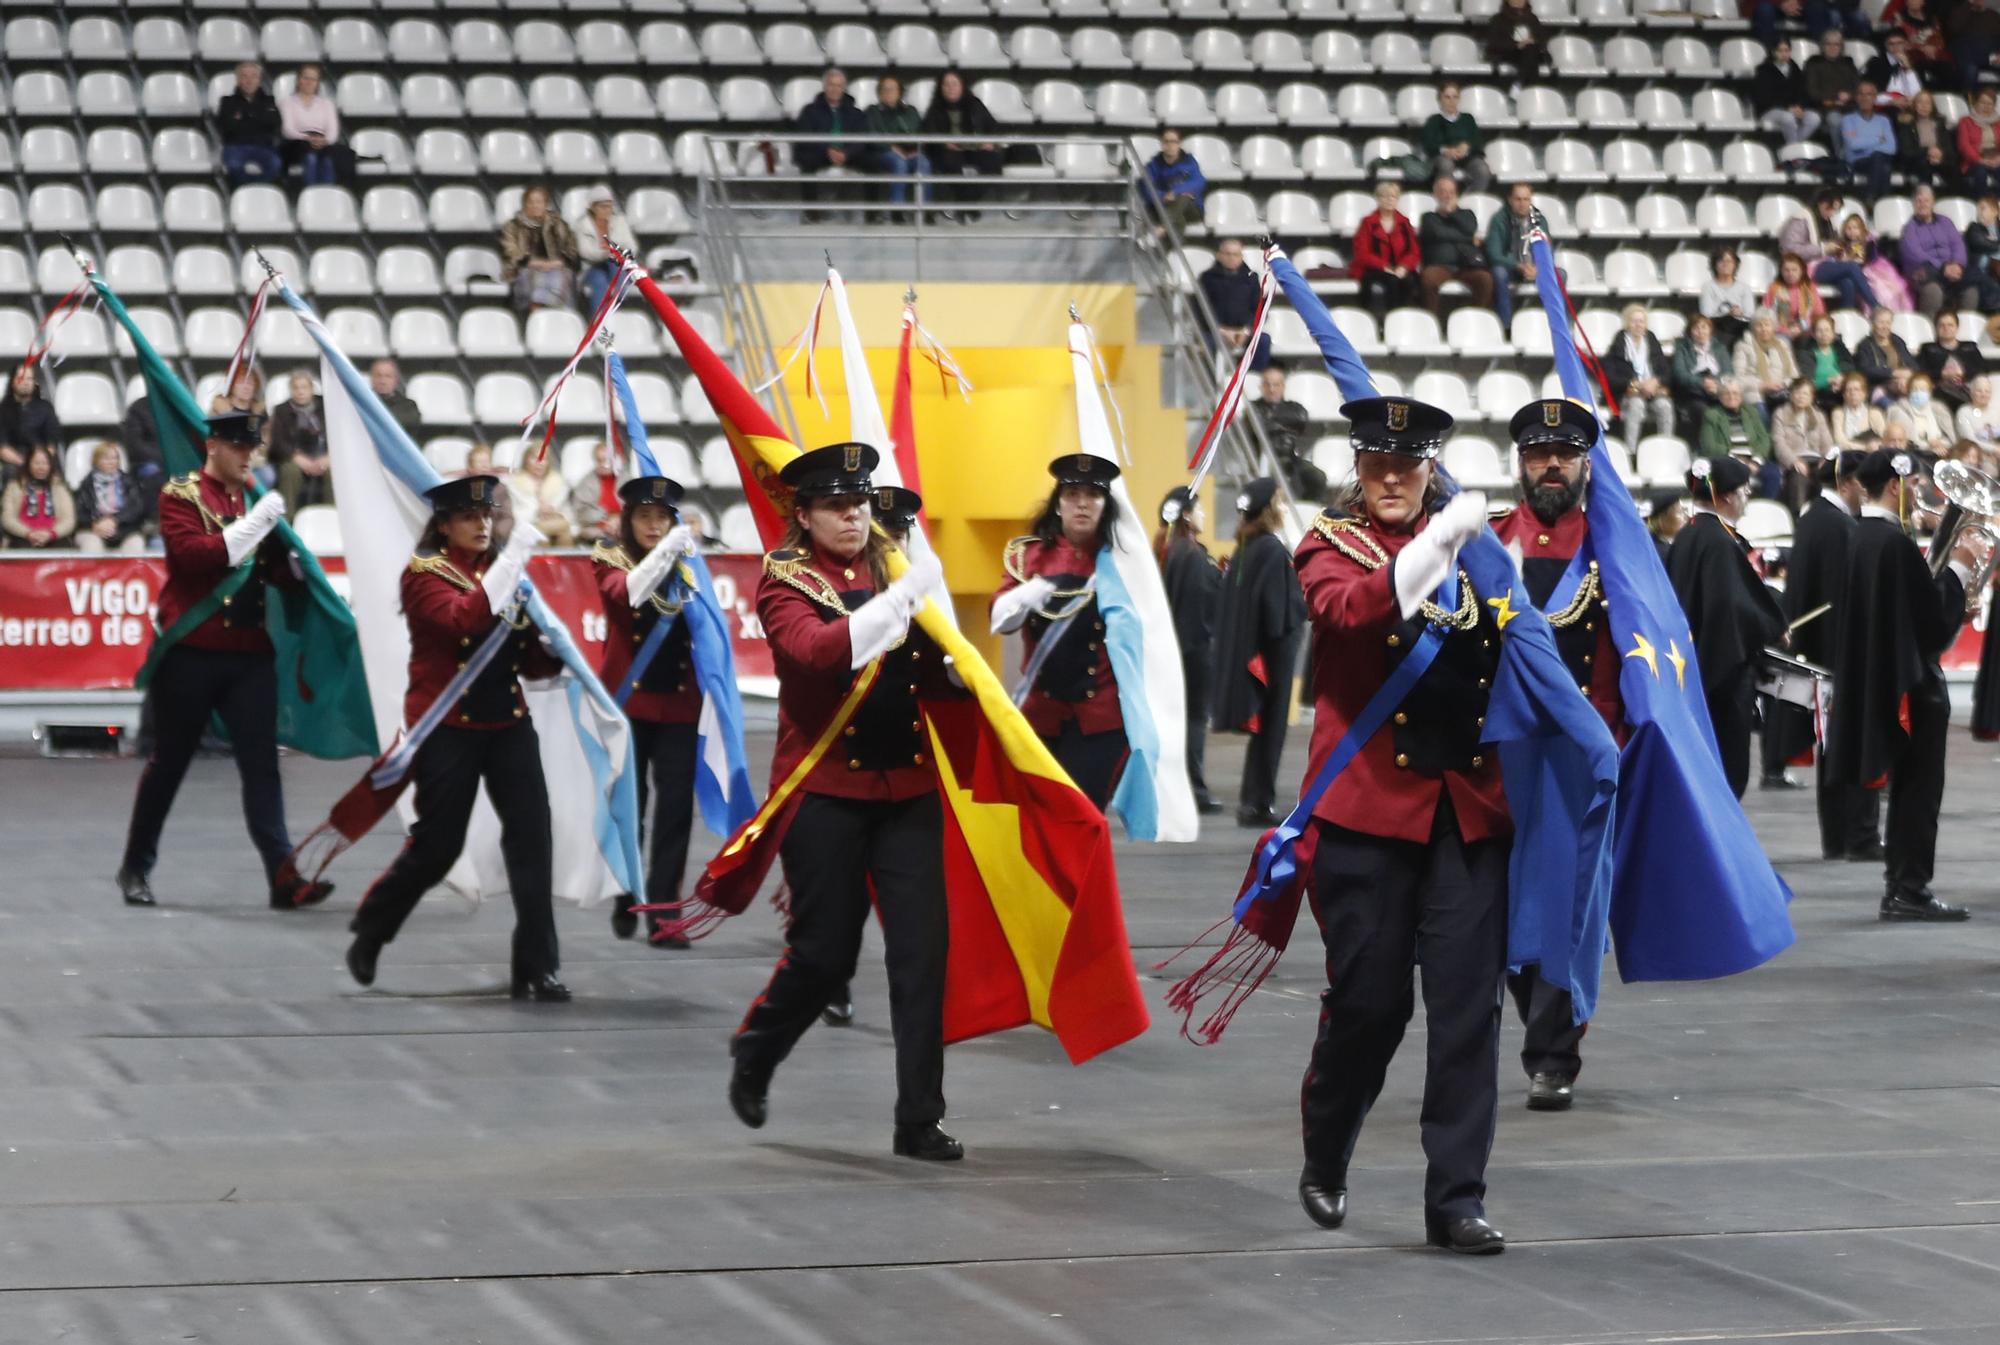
1911, 389, 1932, 408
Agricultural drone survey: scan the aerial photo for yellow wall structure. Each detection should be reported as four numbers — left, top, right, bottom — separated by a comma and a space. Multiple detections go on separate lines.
742, 281, 1204, 666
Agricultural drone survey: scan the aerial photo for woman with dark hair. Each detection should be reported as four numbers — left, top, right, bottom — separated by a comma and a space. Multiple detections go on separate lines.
0, 443, 74, 548
868, 74, 929, 212
1898, 89, 1953, 191
725, 442, 962, 1161
595, 474, 702, 949
0, 363, 61, 482
991, 453, 1128, 808
1765, 252, 1826, 340
344, 475, 570, 1000
501, 184, 579, 313
1157, 485, 1223, 815
919, 68, 1002, 211
1699, 246, 1756, 350
1777, 190, 1874, 313
1798, 314, 1856, 409
1209, 478, 1306, 829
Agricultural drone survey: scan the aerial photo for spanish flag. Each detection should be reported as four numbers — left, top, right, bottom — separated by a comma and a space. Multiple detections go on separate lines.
634, 270, 1149, 1065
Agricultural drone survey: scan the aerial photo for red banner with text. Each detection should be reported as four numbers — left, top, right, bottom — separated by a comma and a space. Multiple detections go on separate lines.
0, 553, 773, 692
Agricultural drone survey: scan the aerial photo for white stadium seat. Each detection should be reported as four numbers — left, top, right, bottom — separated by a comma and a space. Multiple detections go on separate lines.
410, 372, 474, 425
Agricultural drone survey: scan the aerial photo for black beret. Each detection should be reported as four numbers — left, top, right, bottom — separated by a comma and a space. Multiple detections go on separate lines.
1687, 455, 1752, 498
1855, 446, 1919, 493
1235, 476, 1279, 516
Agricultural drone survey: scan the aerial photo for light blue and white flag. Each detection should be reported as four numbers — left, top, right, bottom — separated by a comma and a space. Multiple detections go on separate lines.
277, 280, 643, 905
1067, 320, 1198, 843
606, 348, 757, 838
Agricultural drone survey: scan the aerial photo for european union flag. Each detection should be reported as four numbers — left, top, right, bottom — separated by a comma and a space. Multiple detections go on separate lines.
1525, 234, 1795, 981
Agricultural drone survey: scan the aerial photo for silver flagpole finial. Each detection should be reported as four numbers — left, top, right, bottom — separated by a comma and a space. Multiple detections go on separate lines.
1068, 302, 1081, 322
251, 248, 280, 281
904, 285, 917, 305
59, 234, 93, 273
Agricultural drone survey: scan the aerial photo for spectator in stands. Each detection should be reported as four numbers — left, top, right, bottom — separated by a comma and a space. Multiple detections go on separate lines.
1958, 374, 2000, 447
1880, 420, 1914, 454
1736, 308, 1802, 412
1145, 128, 1207, 235
71, 442, 146, 554
1, 445, 73, 549
1919, 310, 1985, 408
508, 444, 575, 547
1485, 182, 1551, 328
1419, 82, 1490, 193
921, 69, 1003, 211
572, 186, 639, 314
1754, 39, 1821, 148
1819, 0, 1873, 39
1830, 370, 1887, 450
1964, 195, 2000, 308
1804, 31, 1861, 119
1751, 0, 1807, 48
208, 366, 264, 420
465, 442, 496, 477
1770, 376, 1834, 508
218, 62, 283, 187
1902, 184, 1977, 317
1484, 0, 1550, 79
1700, 378, 1778, 494
1416, 175, 1494, 314
370, 359, 422, 440
1766, 252, 1828, 339
1888, 371, 1957, 450
1838, 82, 1898, 202
1958, 90, 2000, 198
270, 370, 333, 513
1200, 239, 1272, 373
1867, 31, 1924, 104
868, 76, 930, 215
1672, 313, 1730, 438
1779, 190, 1872, 313
1948, 0, 2000, 89
1249, 365, 1326, 501
1702, 246, 1757, 350
501, 185, 579, 314
573, 440, 623, 545
1897, 91, 1954, 191
1896, 0, 1955, 90
0, 364, 60, 485
121, 391, 162, 518
794, 67, 861, 218
1603, 303, 1675, 451
1856, 304, 1916, 391
278, 64, 343, 188
1798, 314, 1857, 407
1351, 182, 1420, 323
1836, 211, 1913, 310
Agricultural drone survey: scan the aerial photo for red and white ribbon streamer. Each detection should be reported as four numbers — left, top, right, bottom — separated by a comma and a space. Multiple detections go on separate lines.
1186, 249, 1275, 493
224, 277, 273, 397
518, 259, 637, 463
751, 279, 830, 417
911, 314, 973, 402
23, 279, 93, 371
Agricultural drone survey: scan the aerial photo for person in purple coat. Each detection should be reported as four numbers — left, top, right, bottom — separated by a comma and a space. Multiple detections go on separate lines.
1899, 184, 1978, 317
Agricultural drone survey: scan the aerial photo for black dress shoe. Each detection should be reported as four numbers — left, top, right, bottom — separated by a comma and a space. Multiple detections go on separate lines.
269, 877, 333, 911
1426, 1215, 1506, 1254
510, 973, 572, 1001
1880, 891, 1970, 922
117, 868, 156, 907
1845, 840, 1886, 863
1236, 806, 1281, 829
610, 893, 639, 940
1195, 796, 1225, 816
1526, 1071, 1575, 1111
728, 1053, 769, 1129
1759, 773, 1805, 790
821, 986, 855, 1026
893, 1122, 964, 1161
1298, 1167, 1348, 1229
647, 918, 691, 951
346, 935, 380, 988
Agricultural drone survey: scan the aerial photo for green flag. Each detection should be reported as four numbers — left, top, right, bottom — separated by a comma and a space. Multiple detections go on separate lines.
93, 269, 378, 761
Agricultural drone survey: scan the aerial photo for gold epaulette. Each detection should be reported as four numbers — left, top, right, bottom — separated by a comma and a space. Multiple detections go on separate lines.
764, 549, 848, 613
408, 550, 476, 591
162, 473, 229, 532
1311, 512, 1386, 570
592, 540, 632, 572
1001, 535, 1036, 584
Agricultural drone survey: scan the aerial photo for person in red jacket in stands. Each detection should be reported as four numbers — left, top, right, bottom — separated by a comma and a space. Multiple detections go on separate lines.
1352, 181, 1423, 322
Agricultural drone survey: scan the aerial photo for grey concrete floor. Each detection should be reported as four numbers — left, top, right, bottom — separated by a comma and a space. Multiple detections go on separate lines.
1, 724, 1998, 1344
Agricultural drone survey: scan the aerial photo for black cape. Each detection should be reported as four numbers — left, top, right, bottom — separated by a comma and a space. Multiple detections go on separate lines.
1161, 535, 1222, 716
1773, 496, 1859, 758
1665, 510, 1787, 694
1827, 516, 1965, 785
1209, 529, 1307, 732
1975, 598, 2000, 741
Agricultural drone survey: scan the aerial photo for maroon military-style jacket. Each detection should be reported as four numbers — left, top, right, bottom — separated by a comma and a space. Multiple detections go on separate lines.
991, 535, 1123, 738
154, 471, 299, 654
401, 544, 561, 731
1491, 501, 1624, 738
757, 544, 956, 802
1294, 510, 1512, 845
593, 542, 701, 725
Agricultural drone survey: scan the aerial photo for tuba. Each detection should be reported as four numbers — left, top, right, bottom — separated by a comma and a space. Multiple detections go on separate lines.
1925, 458, 2000, 595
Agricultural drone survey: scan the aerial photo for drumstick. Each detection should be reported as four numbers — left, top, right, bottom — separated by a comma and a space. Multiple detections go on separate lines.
1787, 603, 1831, 633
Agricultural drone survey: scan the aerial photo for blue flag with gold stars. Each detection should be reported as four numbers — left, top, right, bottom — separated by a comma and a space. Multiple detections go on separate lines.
1527, 234, 1795, 981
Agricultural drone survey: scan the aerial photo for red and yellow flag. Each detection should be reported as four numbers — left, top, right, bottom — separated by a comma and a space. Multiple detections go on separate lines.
636, 272, 1148, 1064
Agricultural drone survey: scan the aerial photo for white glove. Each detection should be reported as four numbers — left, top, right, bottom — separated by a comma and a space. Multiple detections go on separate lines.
662, 523, 697, 558
1392, 491, 1487, 620
990, 575, 1055, 634
223, 492, 285, 566
848, 552, 944, 669
626, 534, 681, 608
481, 518, 544, 613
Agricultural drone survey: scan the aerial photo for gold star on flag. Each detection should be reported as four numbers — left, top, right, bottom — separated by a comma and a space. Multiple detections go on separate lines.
1665, 639, 1686, 689
1625, 631, 1659, 678
1487, 594, 1521, 631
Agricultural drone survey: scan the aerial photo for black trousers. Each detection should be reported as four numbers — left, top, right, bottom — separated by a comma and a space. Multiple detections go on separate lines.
1815, 734, 1882, 858
932, 146, 1002, 203
1238, 643, 1294, 814
1506, 967, 1586, 1078
1301, 801, 1510, 1221
1708, 666, 1757, 799
1883, 676, 1950, 899
1182, 655, 1213, 806
1043, 720, 1129, 813
632, 718, 698, 918
737, 791, 948, 1125
350, 723, 558, 980
122, 644, 290, 886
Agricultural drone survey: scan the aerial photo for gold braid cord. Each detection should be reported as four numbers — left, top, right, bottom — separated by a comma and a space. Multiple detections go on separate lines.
1002, 536, 1097, 619
1310, 512, 1478, 630
593, 541, 683, 616
1544, 561, 1601, 630
408, 551, 475, 591
163, 473, 231, 533
764, 550, 907, 651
